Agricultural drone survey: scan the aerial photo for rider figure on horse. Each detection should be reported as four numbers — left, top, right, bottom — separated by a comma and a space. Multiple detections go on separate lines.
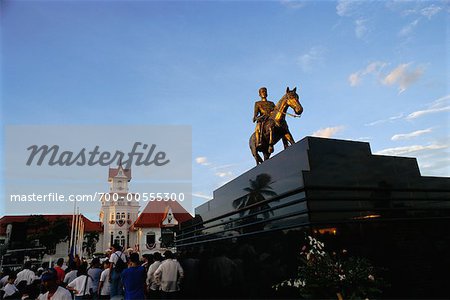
253, 87, 275, 147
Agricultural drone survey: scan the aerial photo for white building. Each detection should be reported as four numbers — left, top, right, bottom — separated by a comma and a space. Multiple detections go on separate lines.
98, 164, 140, 251
0, 164, 192, 262
98, 164, 192, 253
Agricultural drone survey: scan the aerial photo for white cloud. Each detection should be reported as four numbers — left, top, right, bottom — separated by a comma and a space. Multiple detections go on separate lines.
382, 63, 424, 93
365, 95, 449, 128
348, 72, 361, 86
420, 4, 442, 19
396, 2, 442, 18
280, 0, 306, 9
406, 94, 450, 120
355, 18, 368, 39
312, 126, 344, 138
348, 61, 387, 86
297, 46, 326, 72
365, 113, 404, 126
397, 4, 442, 38
336, 1, 371, 39
375, 138, 450, 176
192, 192, 212, 200
195, 156, 210, 166
391, 128, 433, 141
375, 143, 447, 156
336, 0, 360, 17
419, 156, 450, 175
407, 106, 450, 120
365, 61, 386, 73
399, 18, 420, 37
356, 137, 372, 142
215, 171, 233, 178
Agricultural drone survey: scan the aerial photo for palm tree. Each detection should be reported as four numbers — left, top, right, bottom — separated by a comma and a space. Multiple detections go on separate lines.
83, 232, 99, 257
233, 173, 277, 219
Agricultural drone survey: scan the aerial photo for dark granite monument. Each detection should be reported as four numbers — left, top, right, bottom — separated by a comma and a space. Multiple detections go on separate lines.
177, 137, 450, 298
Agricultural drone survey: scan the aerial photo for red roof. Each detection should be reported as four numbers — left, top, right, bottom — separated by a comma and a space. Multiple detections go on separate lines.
108, 166, 131, 181
0, 215, 103, 235
133, 200, 192, 229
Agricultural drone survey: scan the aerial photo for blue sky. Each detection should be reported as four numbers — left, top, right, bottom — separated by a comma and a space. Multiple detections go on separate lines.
1, 0, 449, 218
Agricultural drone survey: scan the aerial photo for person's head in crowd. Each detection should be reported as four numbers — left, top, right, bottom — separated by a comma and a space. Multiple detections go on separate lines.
74, 254, 81, 267
112, 243, 122, 252
142, 253, 153, 264
23, 261, 32, 270
163, 250, 174, 259
153, 252, 163, 261
56, 258, 64, 267
41, 268, 58, 293
129, 253, 140, 266
102, 260, 111, 270
77, 263, 88, 277
31, 264, 38, 273
90, 257, 101, 268
67, 261, 77, 272
7, 273, 16, 284
39, 261, 49, 272
105, 248, 112, 258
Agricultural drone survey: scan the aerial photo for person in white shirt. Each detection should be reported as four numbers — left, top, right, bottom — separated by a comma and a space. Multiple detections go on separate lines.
1, 274, 19, 299
63, 262, 78, 286
37, 269, 72, 300
67, 264, 94, 300
154, 250, 184, 297
0, 269, 11, 288
108, 243, 127, 297
98, 260, 111, 299
147, 252, 163, 297
14, 261, 37, 286
88, 257, 102, 299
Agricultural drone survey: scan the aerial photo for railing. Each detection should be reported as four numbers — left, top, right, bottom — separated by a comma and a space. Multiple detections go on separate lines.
175, 185, 450, 247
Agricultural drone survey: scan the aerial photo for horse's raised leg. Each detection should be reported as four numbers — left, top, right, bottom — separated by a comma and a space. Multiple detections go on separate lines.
255, 153, 263, 164
284, 131, 296, 146
282, 136, 289, 149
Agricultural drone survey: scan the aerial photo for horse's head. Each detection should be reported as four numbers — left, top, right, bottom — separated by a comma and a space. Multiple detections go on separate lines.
285, 87, 303, 115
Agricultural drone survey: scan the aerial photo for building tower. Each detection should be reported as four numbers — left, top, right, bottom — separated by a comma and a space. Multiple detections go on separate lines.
99, 163, 139, 250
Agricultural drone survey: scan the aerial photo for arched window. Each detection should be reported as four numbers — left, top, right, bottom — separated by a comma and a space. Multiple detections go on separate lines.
146, 232, 156, 245
110, 213, 114, 221
116, 212, 120, 220
114, 235, 126, 247
161, 228, 175, 248
121, 212, 126, 220
127, 213, 130, 220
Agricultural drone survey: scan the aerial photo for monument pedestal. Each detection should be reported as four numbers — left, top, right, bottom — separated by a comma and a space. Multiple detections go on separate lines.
178, 136, 450, 298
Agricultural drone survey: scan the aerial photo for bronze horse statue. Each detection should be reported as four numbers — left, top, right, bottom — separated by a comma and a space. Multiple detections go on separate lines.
249, 87, 303, 165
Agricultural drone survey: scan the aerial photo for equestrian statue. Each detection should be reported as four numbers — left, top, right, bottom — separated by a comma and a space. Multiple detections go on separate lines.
250, 86, 303, 165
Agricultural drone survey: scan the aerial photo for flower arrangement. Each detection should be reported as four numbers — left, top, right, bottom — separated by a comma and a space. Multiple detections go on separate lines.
273, 235, 385, 299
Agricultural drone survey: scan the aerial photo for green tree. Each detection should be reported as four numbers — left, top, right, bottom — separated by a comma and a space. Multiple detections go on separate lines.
27, 216, 70, 254
83, 232, 99, 257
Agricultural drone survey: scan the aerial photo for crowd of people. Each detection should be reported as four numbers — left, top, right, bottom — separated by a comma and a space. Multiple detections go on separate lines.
0, 243, 185, 300
1, 242, 280, 300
